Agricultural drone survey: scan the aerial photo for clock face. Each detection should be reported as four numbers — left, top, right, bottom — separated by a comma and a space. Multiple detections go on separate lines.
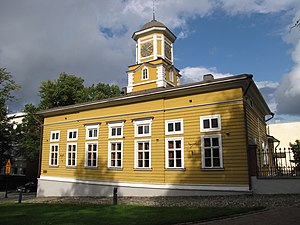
141, 42, 153, 57
165, 43, 171, 60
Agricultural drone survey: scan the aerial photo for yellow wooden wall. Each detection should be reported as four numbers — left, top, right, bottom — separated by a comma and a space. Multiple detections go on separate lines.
41, 88, 249, 185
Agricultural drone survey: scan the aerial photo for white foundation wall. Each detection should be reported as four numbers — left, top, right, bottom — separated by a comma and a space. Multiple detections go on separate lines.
37, 177, 250, 197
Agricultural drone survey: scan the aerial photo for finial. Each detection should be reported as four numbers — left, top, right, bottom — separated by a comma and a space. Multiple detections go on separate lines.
152, 0, 156, 20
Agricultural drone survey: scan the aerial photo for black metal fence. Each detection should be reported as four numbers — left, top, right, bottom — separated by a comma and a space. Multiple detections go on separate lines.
257, 147, 300, 177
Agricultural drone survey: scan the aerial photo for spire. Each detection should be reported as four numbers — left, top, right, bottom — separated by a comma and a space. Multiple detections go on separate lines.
152, 0, 155, 20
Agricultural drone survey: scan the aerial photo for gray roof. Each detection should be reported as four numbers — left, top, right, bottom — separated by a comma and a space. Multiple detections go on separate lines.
141, 19, 167, 30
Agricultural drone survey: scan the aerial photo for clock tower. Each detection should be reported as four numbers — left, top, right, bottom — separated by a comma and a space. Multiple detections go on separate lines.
127, 19, 181, 93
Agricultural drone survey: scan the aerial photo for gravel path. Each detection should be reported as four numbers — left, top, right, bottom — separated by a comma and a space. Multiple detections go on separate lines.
26, 194, 300, 208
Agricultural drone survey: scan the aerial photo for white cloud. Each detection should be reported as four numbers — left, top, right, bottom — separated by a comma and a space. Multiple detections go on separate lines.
180, 66, 234, 84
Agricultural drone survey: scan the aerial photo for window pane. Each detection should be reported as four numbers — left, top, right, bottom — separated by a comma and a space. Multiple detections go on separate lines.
144, 152, 149, 160
213, 158, 220, 167
93, 129, 97, 137
213, 148, 220, 157
168, 141, 174, 149
175, 122, 181, 131
203, 119, 210, 129
169, 160, 174, 167
117, 152, 121, 159
138, 160, 143, 167
168, 151, 174, 159
144, 125, 149, 134
117, 128, 121, 136
69, 132, 72, 139
212, 137, 219, 146
73, 131, 77, 138
175, 140, 181, 149
168, 123, 173, 132
205, 148, 211, 157
205, 158, 212, 167
117, 143, 121, 150
112, 128, 116, 136
138, 152, 143, 160
144, 142, 149, 150
138, 126, 143, 134
211, 118, 218, 128
204, 138, 211, 147
176, 150, 181, 158
111, 143, 116, 150
138, 143, 143, 150
145, 160, 149, 167
89, 130, 93, 137
176, 159, 182, 167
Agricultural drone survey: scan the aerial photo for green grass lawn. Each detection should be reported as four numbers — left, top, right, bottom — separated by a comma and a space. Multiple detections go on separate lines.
0, 202, 263, 225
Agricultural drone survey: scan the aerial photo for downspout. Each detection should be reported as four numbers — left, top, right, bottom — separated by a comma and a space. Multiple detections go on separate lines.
242, 80, 253, 192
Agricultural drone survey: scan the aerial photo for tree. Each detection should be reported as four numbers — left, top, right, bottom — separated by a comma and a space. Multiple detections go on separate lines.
290, 140, 300, 173
0, 68, 20, 167
39, 72, 121, 109
39, 72, 85, 109
17, 73, 120, 164
16, 104, 41, 161
78, 83, 121, 103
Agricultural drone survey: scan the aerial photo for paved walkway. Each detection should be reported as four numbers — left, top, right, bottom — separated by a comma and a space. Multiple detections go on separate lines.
196, 206, 300, 225
0, 191, 37, 202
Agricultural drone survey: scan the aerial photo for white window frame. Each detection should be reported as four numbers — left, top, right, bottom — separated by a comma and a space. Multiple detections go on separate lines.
142, 67, 149, 80
108, 122, 124, 139
201, 134, 223, 169
165, 137, 184, 169
49, 144, 59, 166
108, 140, 123, 169
134, 139, 151, 169
85, 124, 99, 140
67, 129, 78, 141
170, 70, 174, 82
165, 119, 184, 135
200, 114, 221, 132
133, 119, 152, 137
50, 130, 60, 142
85, 141, 98, 168
66, 143, 77, 167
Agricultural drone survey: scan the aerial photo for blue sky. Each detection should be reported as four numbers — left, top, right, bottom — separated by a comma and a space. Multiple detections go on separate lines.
1, 0, 300, 122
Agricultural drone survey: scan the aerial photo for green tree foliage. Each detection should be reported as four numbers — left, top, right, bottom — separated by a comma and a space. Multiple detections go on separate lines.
16, 104, 41, 161
39, 72, 121, 109
17, 72, 120, 162
290, 139, 300, 172
0, 68, 20, 167
39, 72, 85, 109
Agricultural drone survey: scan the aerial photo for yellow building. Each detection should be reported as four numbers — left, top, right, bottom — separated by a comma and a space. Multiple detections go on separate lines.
37, 19, 272, 196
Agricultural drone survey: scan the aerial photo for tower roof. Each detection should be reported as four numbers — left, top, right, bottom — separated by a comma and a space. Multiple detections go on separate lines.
141, 19, 167, 30
132, 19, 176, 42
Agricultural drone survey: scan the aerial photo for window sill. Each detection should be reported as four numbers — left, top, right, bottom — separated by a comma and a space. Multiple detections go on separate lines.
107, 167, 123, 171
134, 168, 152, 171
48, 165, 59, 168
202, 168, 224, 171
165, 168, 186, 171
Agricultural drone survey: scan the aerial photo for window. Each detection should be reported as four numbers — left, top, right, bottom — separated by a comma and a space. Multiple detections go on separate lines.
135, 140, 151, 169
200, 114, 221, 132
165, 138, 184, 169
50, 131, 60, 142
85, 142, 98, 168
85, 124, 99, 140
108, 122, 124, 138
165, 119, 183, 135
133, 119, 152, 137
49, 144, 59, 166
201, 134, 223, 169
170, 70, 174, 82
108, 141, 123, 169
142, 67, 148, 80
67, 129, 78, 141
66, 143, 77, 167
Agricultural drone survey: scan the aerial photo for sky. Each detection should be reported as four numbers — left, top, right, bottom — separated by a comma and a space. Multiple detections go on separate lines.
1, 0, 300, 123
